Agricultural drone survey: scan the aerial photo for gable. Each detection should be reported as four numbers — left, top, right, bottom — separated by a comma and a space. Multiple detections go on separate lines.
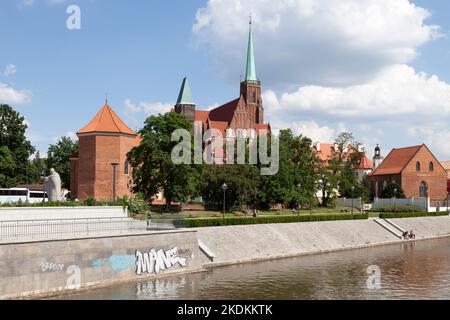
404, 144, 447, 174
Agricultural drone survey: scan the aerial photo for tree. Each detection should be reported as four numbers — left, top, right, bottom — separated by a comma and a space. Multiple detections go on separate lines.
127, 112, 199, 210
259, 129, 319, 209
317, 132, 363, 207
46, 137, 78, 188
0, 104, 35, 185
29, 151, 47, 184
201, 164, 260, 211
0, 146, 16, 188
381, 182, 405, 199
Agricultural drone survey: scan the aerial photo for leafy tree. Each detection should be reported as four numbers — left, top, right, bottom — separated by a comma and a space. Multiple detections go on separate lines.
127, 112, 200, 211
381, 182, 406, 199
259, 129, 318, 209
201, 164, 260, 211
0, 146, 16, 188
0, 104, 35, 185
46, 137, 78, 188
317, 132, 363, 207
29, 151, 47, 183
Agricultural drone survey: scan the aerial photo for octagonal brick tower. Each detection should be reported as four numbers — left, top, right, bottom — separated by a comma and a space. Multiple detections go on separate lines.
70, 103, 140, 201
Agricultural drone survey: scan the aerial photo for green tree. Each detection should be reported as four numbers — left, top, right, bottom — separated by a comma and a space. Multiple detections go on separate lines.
0, 104, 35, 185
127, 112, 199, 210
46, 137, 78, 188
317, 132, 363, 207
0, 146, 16, 188
381, 182, 405, 199
28, 151, 47, 184
201, 164, 260, 211
259, 129, 318, 209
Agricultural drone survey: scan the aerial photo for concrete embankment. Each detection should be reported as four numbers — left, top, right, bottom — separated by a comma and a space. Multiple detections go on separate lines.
0, 230, 208, 299
2, 215, 450, 299
196, 216, 450, 267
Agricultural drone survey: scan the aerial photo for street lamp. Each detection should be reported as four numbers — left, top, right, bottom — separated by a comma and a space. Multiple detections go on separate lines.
297, 183, 301, 216
111, 162, 119, 202
447, 192, 449, 215
351, 186, 355, 215
222, 183, 228, 220
394, 188, 398, 213
40, 170, 46, 203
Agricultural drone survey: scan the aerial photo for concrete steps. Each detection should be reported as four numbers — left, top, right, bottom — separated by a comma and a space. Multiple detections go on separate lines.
373, 219, 404, 239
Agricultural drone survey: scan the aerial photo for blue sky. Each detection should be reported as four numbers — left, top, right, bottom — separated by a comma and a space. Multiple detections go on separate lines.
2, 0, 450, 161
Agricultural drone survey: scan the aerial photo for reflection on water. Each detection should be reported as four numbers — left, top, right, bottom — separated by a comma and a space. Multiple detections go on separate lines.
56, 238, 450, 300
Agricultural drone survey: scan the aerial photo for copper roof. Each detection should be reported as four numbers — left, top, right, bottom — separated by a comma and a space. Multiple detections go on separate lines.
78, 103, 136, 135
371, 145, 422, 176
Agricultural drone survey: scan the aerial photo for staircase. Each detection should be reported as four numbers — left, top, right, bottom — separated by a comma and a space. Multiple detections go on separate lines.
373, 218, 405, 239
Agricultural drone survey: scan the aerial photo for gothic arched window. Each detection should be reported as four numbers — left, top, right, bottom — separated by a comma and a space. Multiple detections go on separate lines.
416, 162, 421, 172
429, 162, 434, 172
419, 181, 428, 198
124, 161, 129, 175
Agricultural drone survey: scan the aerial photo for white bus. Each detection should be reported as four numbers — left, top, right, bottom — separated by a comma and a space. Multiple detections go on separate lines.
0, 188, 48, 205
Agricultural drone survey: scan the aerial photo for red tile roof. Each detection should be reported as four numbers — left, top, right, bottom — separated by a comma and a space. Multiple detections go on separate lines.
371, 145, 422, 176
208, 98, 240, 123
78, 103, 136, 135
359, 155, 373, 170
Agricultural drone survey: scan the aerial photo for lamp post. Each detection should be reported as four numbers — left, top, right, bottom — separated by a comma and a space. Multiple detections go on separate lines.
351, 186, 355, 215
222, 183, 228, 220
447, 192, 449, 215
40, 170, 46, 203
297, 183, 301, 216
111, 162, 119, 202
394, 188, 398, 213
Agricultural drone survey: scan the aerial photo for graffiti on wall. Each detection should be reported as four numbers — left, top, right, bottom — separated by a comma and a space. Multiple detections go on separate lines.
136, 247, 187, 275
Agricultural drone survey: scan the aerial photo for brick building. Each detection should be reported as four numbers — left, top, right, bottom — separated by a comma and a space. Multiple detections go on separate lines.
369, 144, 447, 200
175, 19, 270, 138
69, 103, 140, 201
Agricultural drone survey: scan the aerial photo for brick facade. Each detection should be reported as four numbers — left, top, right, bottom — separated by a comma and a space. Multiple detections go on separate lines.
370, 145, 447, 200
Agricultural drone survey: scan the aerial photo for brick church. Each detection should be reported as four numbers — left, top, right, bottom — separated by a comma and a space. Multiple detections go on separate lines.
174, 19, 270, 137
69, 19, 269, 201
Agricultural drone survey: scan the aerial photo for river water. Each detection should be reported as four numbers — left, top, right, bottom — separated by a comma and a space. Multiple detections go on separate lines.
55, 237, 450, 300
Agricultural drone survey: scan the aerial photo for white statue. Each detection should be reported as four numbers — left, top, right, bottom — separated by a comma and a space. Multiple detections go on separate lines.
44, 168, 62, 202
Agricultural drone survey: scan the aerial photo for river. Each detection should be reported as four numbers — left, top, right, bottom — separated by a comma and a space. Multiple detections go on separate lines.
54, 237, 450, 300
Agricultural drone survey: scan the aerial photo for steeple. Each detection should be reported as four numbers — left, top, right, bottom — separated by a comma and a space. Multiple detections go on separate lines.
176, 77, 195, 106
245, 15, 257, 82
175, 77, 196, 122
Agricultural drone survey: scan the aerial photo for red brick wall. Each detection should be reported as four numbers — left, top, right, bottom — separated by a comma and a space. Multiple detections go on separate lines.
73, 133, 137, 201
401, 147, 447, 200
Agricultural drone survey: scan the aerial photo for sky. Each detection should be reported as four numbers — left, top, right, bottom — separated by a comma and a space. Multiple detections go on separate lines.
2, 0, 450, 161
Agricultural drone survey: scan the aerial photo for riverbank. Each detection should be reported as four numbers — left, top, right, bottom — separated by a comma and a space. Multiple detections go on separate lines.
196, 216, 450, 268
2, 215, 450, 299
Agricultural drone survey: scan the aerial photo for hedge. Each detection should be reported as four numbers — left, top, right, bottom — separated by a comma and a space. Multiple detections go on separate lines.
379, 211, 449, 219
180, 213, 369, 228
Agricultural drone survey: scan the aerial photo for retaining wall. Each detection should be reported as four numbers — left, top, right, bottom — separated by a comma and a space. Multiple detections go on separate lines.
0, 230, 207, 299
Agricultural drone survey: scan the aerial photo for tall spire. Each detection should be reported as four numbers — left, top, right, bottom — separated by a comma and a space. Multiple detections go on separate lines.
176, 77, 195, 105
245, 14, 257, 82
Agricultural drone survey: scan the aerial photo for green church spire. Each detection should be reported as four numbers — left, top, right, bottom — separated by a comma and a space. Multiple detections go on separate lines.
245, 16, 257, 82
176, 77, 195, 105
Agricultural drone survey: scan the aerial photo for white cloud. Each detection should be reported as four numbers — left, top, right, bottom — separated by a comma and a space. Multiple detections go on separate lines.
0, 83, 31, 105
124, 99, 172, 116
194, 0, 440, 87
3, 64, 17, 77
263, 65, 450, 120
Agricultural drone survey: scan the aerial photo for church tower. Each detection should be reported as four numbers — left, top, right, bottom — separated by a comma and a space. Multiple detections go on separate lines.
240, 17, 264, 124
373, 144, 384, 170
175, 77, 196, 122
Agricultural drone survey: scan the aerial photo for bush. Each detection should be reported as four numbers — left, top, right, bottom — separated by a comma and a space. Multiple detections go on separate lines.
182, 213, 369, 228
124, 194, 149, 216
371, 205, 423, 213
379, 211, 449, 219
84, 198, 97, 206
